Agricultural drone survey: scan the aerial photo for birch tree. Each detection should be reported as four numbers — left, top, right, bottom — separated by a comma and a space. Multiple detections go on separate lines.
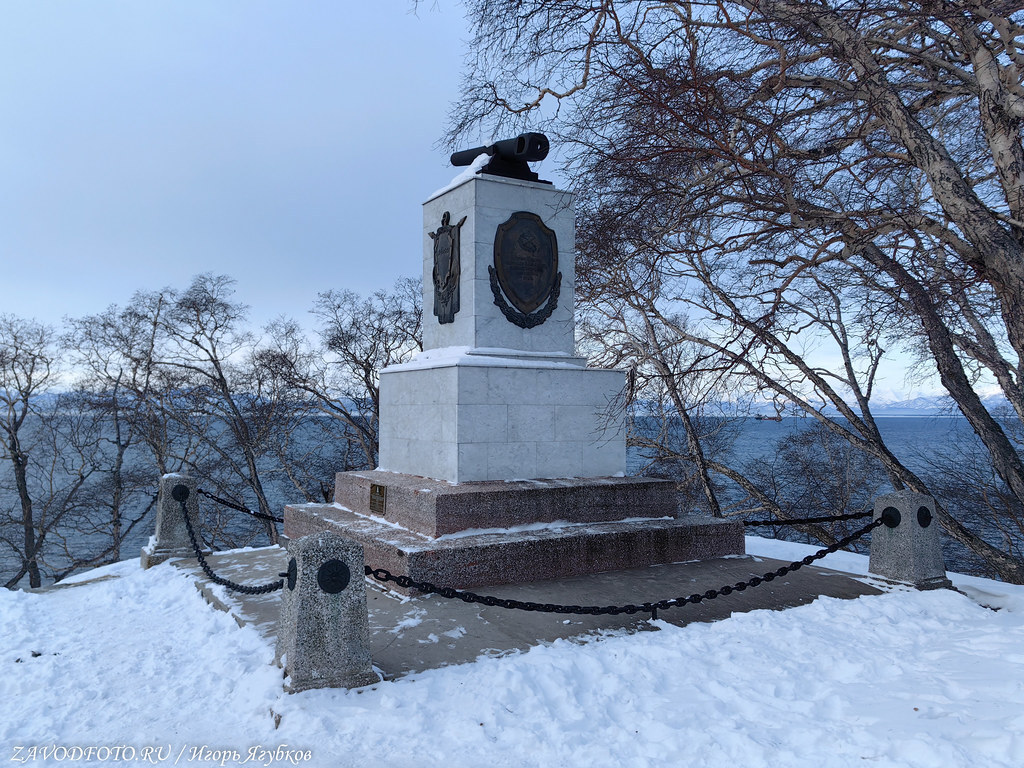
452, 0, 1024, 580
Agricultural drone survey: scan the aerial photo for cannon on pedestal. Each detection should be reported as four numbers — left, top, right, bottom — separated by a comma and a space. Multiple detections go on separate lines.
450, 132, 550, 183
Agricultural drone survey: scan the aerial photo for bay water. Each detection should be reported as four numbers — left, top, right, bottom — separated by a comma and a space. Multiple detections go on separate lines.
1, 415, 1009, 585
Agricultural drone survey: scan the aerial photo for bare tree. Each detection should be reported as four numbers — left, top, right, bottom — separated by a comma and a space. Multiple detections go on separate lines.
1, 276, 423, 585
64, 299, 191, 565
0, 316, 101, 588
146, 274, 288, 544
66, 275, 304, 550
67, 291, 205, 476
260, 278, 423, 470
578, 296, 737, 518
0, 316, 60, 587
916, 411, 1024, 577
451, 0, 1024, 581
24, 389, 158, 582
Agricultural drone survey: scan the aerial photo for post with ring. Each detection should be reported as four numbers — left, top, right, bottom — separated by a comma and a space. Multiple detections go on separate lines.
275, 531, 377, 692
868, 491, 952, 590
141, 473, 207, 569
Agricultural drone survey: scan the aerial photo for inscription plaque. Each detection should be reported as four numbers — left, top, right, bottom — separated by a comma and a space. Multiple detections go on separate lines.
489, 211, 561, 328
369, 484, 387, 515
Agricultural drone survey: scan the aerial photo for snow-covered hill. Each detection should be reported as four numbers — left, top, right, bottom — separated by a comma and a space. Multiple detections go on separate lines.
2, 539, 1023, 768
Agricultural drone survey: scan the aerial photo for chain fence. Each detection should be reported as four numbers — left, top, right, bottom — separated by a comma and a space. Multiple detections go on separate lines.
196, 487, 284, 524
174, 487, 284, 595
180, 481, 889, 613
364, 516, 886, 619
742, 510, 873, 527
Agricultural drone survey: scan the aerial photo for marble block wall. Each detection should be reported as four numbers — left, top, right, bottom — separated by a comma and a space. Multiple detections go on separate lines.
421, 175, 576, 355
378, 353, 626, 483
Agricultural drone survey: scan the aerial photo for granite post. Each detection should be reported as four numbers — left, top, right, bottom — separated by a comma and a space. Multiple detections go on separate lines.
141, 473, 203, 569
276, 531, 377, 692
868, 491, 952, 590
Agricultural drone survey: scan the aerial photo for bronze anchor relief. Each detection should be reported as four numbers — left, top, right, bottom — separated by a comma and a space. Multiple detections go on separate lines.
489, 211, 561, 329
430, 211, 467, 324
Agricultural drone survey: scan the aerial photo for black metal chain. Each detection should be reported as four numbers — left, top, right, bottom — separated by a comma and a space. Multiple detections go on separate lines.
175, 487, 284, 595
174, 478, 883, 609
364, 516, 886, 619
743, 510, 874, 527
196, 487, 285, 524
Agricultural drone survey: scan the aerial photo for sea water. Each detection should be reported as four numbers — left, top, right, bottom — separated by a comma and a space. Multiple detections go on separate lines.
627, 415, 987, 475
0, 415, 1014, 585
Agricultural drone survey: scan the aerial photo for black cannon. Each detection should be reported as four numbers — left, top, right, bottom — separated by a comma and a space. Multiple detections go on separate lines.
450, 132, 551, 184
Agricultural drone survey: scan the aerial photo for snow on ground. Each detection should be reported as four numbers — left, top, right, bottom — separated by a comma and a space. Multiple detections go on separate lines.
3, 540, 1024, 768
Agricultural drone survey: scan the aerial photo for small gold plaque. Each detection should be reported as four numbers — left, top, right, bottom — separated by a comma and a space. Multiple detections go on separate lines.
369, 484, 387, 515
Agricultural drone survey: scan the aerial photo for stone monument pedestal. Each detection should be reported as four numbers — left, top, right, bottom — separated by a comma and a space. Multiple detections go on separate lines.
285, 471, 744, 593
379, 348, 625, 482
285, 155, 743, 594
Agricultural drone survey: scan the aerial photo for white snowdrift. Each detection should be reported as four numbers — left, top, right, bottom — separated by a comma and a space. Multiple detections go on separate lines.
2, 540, 1023, 768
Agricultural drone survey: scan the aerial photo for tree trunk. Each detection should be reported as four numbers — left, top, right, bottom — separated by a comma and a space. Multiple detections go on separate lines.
10, 439, 41, 588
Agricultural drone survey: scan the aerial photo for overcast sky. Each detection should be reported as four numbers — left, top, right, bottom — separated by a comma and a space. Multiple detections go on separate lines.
1, 1, 534, 331
0, 2, 949, 399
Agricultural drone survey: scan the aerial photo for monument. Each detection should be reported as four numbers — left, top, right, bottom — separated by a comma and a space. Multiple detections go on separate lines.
284, 134, 743, 591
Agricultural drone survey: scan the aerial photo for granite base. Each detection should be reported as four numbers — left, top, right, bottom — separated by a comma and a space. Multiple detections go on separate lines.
285, 473, 744, 593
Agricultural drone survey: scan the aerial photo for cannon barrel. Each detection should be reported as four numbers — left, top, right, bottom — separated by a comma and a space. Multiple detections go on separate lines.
450, 132, 550, 167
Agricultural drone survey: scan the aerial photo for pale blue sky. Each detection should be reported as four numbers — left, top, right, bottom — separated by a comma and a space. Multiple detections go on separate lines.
0, 2, 948, 399
0, 1, 535, 331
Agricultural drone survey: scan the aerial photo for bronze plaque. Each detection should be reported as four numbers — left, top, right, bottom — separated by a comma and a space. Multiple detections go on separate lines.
369, 484, 387, 515
493, 211, 558, 314
429, 211, 466, 324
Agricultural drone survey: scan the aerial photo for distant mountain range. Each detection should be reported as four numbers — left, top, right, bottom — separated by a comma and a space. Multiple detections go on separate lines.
858, 393, 1011, 417
730, 392, 1012, 418
856, 396, 962, 417
18, 390, 1014, 419
814, 393, 1012, 417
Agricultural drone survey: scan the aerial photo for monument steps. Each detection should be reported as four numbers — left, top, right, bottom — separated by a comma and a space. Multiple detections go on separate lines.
285, 498, 743, 594
332, 470, 682, 536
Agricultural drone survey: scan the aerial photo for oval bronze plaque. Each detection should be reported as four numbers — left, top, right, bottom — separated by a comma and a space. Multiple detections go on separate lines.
493, 211, 559, 315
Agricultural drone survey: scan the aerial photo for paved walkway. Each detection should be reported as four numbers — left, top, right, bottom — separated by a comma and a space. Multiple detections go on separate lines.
172, 546, 881, 681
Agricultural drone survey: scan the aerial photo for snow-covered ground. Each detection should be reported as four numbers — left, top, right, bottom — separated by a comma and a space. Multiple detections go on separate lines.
3, 538, 1024, 768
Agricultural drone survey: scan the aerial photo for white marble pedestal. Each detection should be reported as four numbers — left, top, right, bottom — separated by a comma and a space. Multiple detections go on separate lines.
379, 348, 624, 483
377, 172, 625, 484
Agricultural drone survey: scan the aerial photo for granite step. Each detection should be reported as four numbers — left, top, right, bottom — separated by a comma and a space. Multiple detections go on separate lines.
284, 501, 744, 593
332, 471, 679, 537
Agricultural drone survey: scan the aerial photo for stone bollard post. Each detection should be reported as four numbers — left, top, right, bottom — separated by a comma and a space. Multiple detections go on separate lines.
276, 531, 377, 692
141, 474, 205, 569
868, 491, 952, 590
